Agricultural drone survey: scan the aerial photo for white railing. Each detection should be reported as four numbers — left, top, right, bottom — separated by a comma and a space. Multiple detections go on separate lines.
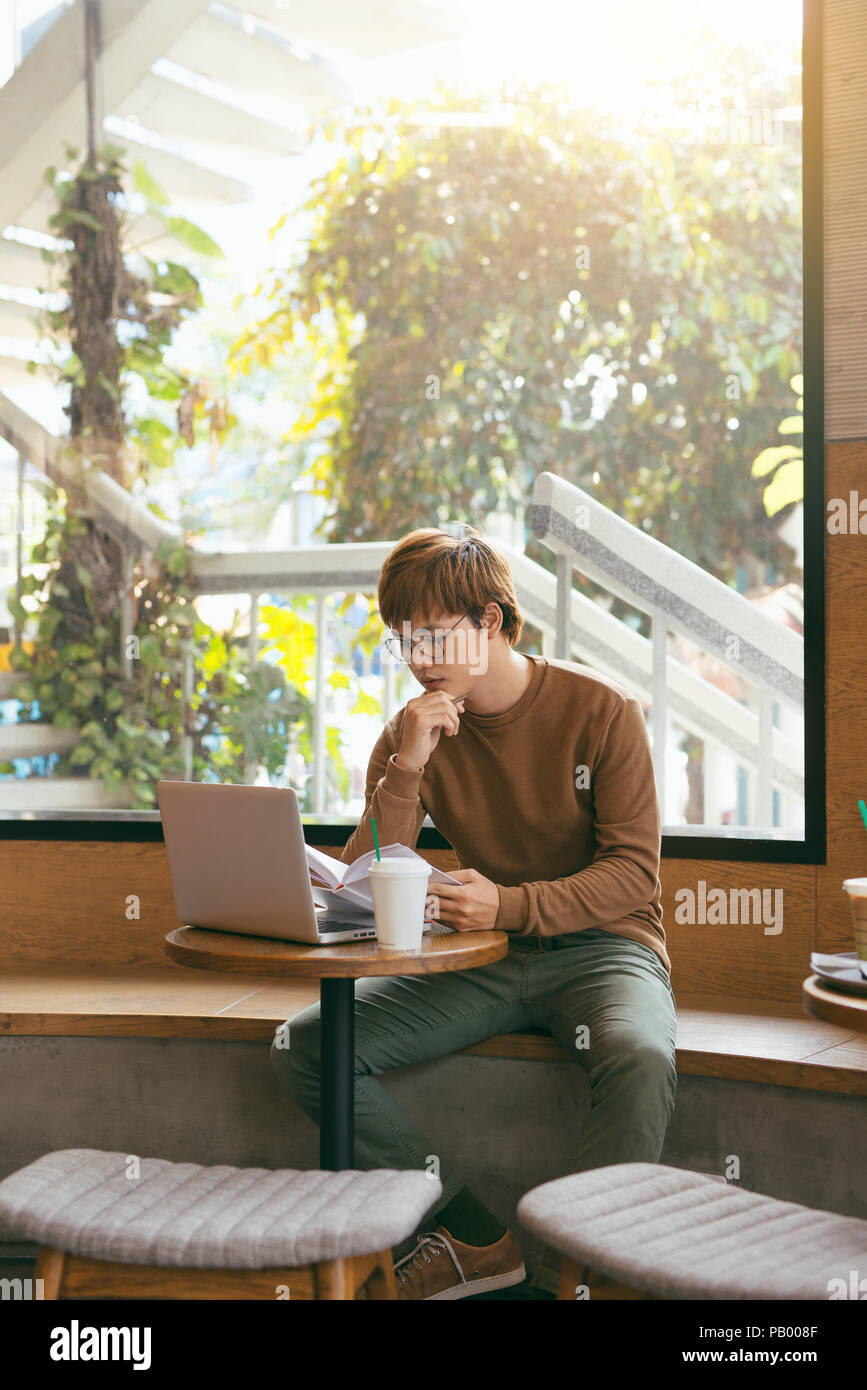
0, 394, 805, 831
526, 471, 803, 830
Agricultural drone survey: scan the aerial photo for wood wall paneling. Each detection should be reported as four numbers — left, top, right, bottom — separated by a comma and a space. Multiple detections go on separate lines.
824, 0, 867, 440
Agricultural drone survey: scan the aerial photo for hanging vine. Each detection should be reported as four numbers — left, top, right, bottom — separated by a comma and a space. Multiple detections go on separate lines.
8, 143, 306, 807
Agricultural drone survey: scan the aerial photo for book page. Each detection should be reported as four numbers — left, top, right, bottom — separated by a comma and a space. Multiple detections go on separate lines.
314, 887, 456, 934
316, 843, 465, 918
343, 842, 463, 887
341, 842, 405, 884
324, 881, 374, 910
426, 863, 464, 886
305, 844, 344, 889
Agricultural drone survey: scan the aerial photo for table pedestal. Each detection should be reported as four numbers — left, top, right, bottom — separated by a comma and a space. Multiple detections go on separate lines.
320, 978, 355, 1169
164, 925, 509, 1173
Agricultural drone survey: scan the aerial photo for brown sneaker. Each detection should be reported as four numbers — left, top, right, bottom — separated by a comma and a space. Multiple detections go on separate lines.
394, 1224, 526, 1300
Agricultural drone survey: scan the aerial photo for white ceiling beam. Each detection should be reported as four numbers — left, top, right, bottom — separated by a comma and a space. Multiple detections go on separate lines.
0, 239, 59, 293
16, 134, 251, 239
0, 0, 211, 233
104, 134, 252, 204
120, 213, 213, 262
116, 71, 306, 154
0, 210, 202, 278
0, 299, 45, 341
166, 11, 352, 107
238, 0, 464, 61
0, 355, 54, 386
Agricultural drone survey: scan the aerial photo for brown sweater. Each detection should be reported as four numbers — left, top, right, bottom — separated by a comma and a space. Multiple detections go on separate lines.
340, 654, 670, 974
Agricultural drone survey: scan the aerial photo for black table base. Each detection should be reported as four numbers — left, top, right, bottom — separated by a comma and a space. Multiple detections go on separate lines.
319, 977, 355, 1169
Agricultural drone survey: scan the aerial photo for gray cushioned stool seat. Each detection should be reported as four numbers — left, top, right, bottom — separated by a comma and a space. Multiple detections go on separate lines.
517, 1162, 867, 1299
0, 1149, 442, 1269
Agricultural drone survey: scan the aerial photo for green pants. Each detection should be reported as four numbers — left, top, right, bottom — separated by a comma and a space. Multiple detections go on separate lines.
270, 930, 677, 1254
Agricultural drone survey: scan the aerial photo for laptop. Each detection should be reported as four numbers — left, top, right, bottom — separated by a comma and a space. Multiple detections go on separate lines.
156, 780, 378, 944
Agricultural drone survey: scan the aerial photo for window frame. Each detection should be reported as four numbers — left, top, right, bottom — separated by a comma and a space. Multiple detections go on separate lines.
0, 0, 825, 862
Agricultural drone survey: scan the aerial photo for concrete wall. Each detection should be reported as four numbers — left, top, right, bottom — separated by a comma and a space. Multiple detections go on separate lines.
2, 1037, 865, 1272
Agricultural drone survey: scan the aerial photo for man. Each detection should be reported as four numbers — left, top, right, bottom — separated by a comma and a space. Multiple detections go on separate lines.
271, 525, 677, 1300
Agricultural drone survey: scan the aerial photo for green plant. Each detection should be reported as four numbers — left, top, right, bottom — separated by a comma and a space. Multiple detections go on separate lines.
750, 373, 803, 517
10, 144, 316, 807
259, 591, 385, 810
37, 143, 222, 482
12, 519, 311, 808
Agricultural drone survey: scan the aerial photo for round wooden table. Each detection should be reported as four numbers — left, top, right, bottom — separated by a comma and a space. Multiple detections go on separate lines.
165, 926, 508, 1170
802, 974, 867, 1032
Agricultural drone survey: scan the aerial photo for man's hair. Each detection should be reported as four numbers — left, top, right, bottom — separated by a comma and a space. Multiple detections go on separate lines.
378, 525, 524, 647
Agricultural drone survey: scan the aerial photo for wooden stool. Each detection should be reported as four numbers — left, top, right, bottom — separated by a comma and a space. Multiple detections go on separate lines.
0, 1148, 443, 1301
517, 1162, 867, 1300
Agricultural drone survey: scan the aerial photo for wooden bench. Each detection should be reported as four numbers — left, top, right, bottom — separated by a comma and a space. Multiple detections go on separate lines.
1, 840, 866, 1097
1, 966, 865, 1094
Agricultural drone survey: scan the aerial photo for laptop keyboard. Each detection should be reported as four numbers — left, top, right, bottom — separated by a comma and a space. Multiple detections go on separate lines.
322, 922, 375, 933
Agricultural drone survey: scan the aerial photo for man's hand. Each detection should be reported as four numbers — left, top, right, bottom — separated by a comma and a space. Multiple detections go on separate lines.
398, 689, 468, 771
425, 868, 500, 932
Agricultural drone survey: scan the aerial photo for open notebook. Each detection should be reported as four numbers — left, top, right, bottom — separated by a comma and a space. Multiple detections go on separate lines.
307, 842, 460, 936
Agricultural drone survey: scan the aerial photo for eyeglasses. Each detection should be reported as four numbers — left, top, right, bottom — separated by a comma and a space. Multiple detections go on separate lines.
383, 615, 472, 663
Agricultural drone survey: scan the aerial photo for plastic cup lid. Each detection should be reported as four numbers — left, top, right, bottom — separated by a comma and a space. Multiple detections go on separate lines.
368, 859, 431, 875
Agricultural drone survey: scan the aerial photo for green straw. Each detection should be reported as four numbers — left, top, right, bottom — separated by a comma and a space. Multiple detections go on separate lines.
859, 800, 867, 834
371, 816, 381, 860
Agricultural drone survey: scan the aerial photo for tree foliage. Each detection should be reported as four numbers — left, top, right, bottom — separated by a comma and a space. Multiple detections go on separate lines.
236, 71, 803, 588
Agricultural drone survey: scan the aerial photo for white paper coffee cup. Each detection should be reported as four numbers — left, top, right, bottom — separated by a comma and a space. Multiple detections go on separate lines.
368, 859, 432, 950
842, 878, 867, 978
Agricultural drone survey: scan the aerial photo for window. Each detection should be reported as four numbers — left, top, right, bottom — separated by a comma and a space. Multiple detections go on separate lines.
0, 0, 822, 860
